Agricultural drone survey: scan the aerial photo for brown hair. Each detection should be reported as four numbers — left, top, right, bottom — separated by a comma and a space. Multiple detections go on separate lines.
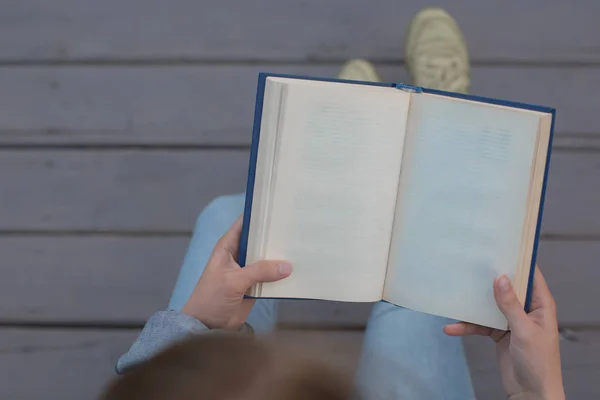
101, 334, 351, 400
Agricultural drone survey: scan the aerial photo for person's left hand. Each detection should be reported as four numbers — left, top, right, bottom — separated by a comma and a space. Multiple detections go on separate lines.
182, 216, 293, 330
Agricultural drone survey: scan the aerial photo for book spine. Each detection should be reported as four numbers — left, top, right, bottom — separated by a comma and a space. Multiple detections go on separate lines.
395, 83, 423, 93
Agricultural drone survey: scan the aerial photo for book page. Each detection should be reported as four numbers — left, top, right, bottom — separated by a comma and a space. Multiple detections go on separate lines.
259, 80, 411, 301
383, 94, 541, 329
245, 80, 286, 279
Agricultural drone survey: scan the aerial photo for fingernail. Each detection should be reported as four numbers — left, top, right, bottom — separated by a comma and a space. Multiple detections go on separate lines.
278, 262, 293, 276
497, 275, 511, 293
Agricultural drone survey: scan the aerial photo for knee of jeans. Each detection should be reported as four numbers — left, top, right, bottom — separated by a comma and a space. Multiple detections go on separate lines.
195, 193, 246, 228
371, 300, 401, 315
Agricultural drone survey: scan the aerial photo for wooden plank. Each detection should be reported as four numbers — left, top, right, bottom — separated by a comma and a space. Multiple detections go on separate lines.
0, 328, 139, 400
0, 236, 187, 323
0, 150, 597, 236
0, 150, 249, 232
542, 152, 600, 236
465, 331, 600, 400
0, 66, 598, 146
537, 241, 600, 325
1, 1, 599, 63
0, 328, 597, 400
0, 236, 598, 326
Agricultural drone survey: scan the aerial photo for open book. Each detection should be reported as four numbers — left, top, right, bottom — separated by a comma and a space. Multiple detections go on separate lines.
239, 73, 555, 330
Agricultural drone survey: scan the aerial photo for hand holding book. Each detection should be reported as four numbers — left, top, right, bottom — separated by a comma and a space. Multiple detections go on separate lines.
182, 217, 293, 330
181, 215, 564, 399
444, 266, 565, 400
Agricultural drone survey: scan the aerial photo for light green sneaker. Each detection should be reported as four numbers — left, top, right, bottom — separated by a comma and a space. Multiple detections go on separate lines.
337, 59, 381, 82
405, 8, 470, 93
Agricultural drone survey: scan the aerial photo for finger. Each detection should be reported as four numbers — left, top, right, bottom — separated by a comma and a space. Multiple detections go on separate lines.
528, 265, 556, 312
234, 260, 293, 290
444, 322, 495, 337
494, 275, 530, 331
215, 215, 243, 256
444, 322, 508, 342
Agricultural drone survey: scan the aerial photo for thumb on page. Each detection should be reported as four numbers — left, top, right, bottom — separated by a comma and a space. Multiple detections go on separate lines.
494, 275, 530, 331
235, 260, 293, 290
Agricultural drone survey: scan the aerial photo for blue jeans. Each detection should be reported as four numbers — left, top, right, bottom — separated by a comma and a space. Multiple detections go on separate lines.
168, 194, 475, 400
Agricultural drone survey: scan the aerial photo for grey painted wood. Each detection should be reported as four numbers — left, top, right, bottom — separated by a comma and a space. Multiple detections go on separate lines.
0, 327, 138, 400
0, 150, 597, 235
0, 236, 598, 325
542, 152, 600, 236
1, 1, 599, 63
537, 240, 600, 325
465, 331, 600, 399
0, 236, 187, 323
0, 150, 249, 232
0, 66, 598, 146
0, 328, 597, 399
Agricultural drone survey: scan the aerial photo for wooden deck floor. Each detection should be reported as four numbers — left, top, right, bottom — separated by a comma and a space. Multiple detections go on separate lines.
0, 1, 599, 398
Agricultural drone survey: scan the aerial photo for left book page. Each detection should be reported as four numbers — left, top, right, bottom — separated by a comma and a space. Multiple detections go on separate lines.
246, 78, 411, 301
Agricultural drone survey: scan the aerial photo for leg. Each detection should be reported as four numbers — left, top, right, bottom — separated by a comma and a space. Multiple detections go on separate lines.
167, 193, 278, 334
336, 59, 470, 397
352, 8, 475, 398
355, 302, 475, 400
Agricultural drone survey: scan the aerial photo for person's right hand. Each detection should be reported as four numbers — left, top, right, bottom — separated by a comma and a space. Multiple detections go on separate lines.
444, 266, 565, 400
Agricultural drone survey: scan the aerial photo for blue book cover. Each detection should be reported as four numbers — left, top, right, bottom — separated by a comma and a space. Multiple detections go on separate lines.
239, 72, 556, 314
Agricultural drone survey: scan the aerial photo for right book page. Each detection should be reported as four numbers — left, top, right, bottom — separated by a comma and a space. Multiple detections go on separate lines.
383, 93, 543, 330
